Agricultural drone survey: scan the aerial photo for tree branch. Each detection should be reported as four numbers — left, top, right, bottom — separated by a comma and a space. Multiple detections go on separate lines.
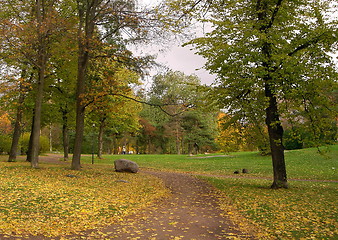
267, 0, 283, 29
288, 33, 325, 56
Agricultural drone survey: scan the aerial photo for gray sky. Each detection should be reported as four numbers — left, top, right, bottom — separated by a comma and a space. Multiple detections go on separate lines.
137, 0, 216, 86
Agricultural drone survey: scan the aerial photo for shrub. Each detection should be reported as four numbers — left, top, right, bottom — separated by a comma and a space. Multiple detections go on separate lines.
20, 133, 50, 154
0, 134, 11, 154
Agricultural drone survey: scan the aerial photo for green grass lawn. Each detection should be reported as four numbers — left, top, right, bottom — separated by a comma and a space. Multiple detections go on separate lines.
83, 144, 338, 180
83, 145, 338, 239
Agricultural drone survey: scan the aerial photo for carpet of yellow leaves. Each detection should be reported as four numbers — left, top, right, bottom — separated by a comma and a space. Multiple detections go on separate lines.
0, 162, 169, 238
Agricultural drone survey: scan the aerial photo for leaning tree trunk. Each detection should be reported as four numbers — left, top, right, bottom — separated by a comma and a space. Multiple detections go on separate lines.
265, 83, 288, 189
8, 105, 23, 162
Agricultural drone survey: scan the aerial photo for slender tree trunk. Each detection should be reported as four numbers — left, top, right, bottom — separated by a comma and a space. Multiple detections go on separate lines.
97, 121, 104, 159
8, 78, 27, 162
26, 115, 34, 162
8, 105, 22, 162
265, 84, 288, 189
71, 0, 98, 170
62, 109, 69, 161
30, 66, 45, 168
28, 0, 48, 168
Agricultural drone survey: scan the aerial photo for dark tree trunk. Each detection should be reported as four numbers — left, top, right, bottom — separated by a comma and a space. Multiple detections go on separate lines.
30, 66, 45, 168
71, 53, 87, 169
62, 109, 69, 161
71, 0, 98, 170
26, 115, 34, 162
8, 106, 22, 162
8, 76, 28, 162
28, 0, 48, 168
97, 121, 105, 159
265, 84, 288, 189
258, 0, 288, 189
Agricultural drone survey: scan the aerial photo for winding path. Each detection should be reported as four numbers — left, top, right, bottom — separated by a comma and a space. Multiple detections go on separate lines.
69, 169, 255, 240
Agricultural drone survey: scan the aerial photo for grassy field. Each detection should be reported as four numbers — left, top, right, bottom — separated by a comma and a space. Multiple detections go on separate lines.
83, 145, 338, 239
83, 144, 338, 180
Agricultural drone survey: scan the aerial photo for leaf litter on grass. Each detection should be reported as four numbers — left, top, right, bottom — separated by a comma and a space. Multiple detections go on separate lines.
208, 177, 338, 239
0, 162, 169, 238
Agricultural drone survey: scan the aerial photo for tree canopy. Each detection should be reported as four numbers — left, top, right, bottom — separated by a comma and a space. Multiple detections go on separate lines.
165, 0, 338, 188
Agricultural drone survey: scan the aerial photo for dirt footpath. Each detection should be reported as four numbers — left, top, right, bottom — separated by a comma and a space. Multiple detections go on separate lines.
70, 169, 256, 240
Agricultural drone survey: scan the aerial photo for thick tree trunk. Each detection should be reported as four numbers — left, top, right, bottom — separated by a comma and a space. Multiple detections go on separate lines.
71, 57, 87, 169
265, 84, 288, 189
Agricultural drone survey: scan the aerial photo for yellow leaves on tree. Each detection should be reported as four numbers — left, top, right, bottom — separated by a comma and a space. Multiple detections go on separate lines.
0, 112, 12, 135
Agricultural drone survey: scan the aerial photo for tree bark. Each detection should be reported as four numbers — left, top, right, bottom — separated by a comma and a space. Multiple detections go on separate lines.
265, 84, 288, 189
258, 0, 288, 189
8, 75, 28, 162
62, 109, 69, 161
27, 0, 48, 168
97, 123, 104, 159
71, 52, 87, 169
71, 0, 98, 169
30, 65, 45, 168
97, 120, 105, 159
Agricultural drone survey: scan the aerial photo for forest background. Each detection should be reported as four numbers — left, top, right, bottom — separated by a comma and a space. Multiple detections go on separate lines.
0, 0, 337, 185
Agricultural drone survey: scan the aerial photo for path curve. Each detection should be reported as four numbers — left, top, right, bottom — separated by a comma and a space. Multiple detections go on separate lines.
69, 169, 255, 240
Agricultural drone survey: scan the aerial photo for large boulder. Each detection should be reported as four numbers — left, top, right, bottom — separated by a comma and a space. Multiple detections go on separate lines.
114, 159, 139, 173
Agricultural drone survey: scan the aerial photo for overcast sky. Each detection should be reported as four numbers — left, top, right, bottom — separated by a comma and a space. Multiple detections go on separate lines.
136, 0, 216, 87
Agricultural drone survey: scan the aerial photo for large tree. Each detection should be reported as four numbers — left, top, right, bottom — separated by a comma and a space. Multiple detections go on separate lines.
0, 0, 73, 167
140, 70, 218, 154
71, 0, 154, 170
167, 0, 338, 188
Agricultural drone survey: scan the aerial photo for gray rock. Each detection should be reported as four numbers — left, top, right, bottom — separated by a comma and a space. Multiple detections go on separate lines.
115, 180, 129, 183
65, 174, 79, 178
114, 159, 139, 173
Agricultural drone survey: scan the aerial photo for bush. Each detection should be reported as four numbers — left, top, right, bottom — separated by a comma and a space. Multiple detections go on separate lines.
20, 133, 50, 154
0, 134, 11, 154
283, 129, 303, 150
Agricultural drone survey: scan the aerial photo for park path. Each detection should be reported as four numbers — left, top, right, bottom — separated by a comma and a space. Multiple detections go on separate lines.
68, 169, 256, 240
